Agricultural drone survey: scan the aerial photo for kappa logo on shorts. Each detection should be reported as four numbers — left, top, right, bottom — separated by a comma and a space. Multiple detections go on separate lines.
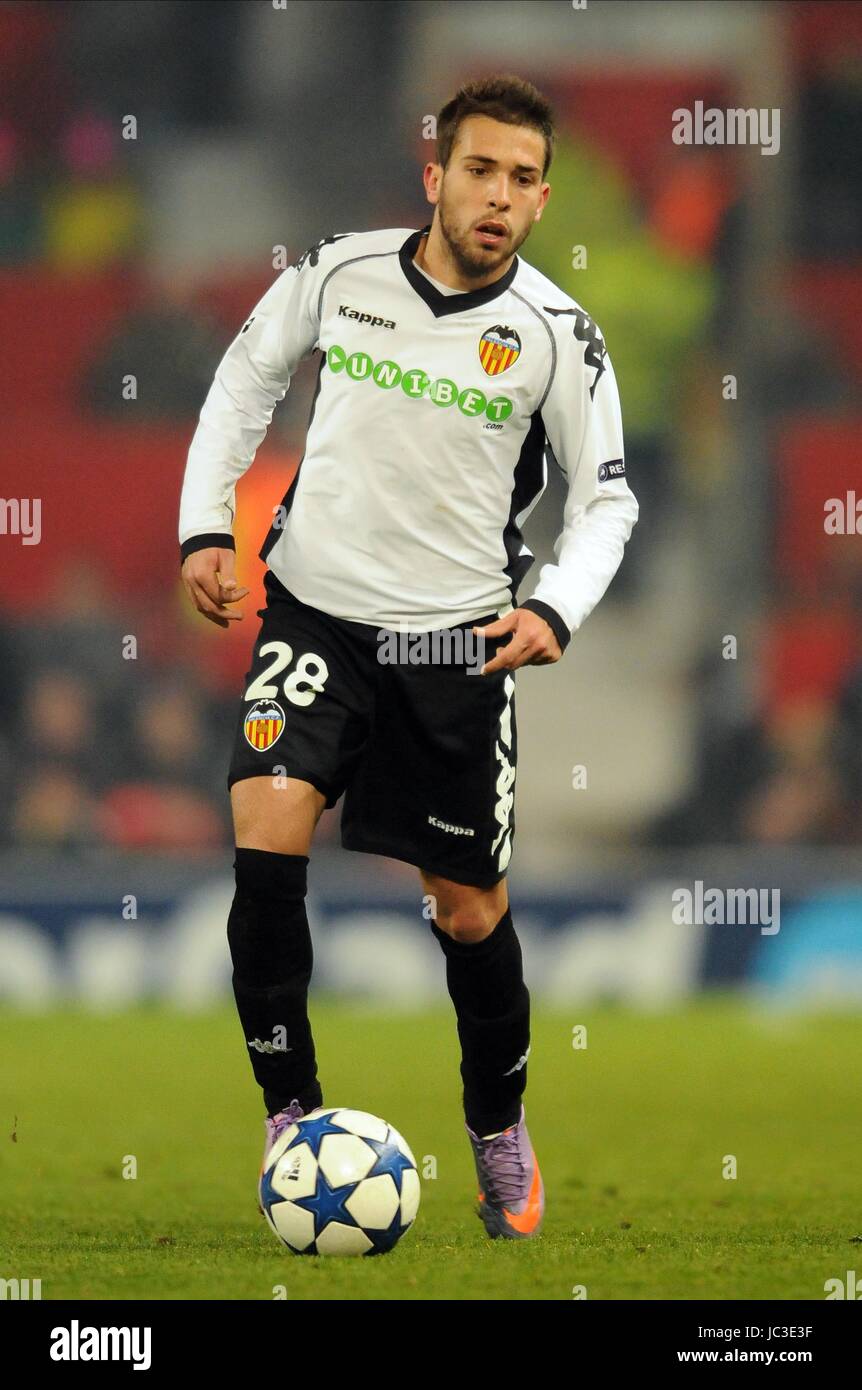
244, 699, 285, 752
427, 815, 475, 838
490, 674, 516, 872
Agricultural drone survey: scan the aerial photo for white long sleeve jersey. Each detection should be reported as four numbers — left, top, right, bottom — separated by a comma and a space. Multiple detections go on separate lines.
178, 225, 638, 651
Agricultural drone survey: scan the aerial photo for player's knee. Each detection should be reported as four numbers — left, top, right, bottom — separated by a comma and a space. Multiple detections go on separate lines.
425, 874, 508, 943
233, 845, 308, 902
432, 902, 503, 943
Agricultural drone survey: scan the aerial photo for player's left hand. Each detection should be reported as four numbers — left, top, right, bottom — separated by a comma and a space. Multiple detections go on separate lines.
472, 609, 563, 675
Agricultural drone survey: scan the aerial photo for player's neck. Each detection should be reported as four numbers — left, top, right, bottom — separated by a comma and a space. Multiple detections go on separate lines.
414, 227, 515, 293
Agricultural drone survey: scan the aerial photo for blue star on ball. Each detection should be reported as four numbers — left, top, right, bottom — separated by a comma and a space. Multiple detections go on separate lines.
281, 1111, 352, 1160
363, 1129, 416, 1196
292, 1168, 362, 1238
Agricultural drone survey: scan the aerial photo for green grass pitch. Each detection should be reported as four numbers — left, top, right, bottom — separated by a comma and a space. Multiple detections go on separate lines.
1, 1000, 860, 1300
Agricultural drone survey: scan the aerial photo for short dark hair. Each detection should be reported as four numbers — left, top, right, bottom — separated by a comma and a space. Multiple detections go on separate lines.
436, 74, 556, 180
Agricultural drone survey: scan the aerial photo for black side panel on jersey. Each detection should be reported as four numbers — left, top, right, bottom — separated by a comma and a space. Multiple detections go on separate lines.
259, 350, 327, 563
502, 410, 546, 601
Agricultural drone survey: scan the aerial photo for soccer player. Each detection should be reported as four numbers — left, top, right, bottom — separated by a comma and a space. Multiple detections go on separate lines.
178, 74, 638, 1241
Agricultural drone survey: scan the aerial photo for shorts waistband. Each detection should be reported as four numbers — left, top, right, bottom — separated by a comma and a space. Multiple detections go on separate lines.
265, 570, 505, 641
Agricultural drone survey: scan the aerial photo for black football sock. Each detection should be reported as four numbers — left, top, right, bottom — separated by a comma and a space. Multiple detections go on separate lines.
227, 846, 323, 1117
431, 907, 530, 1137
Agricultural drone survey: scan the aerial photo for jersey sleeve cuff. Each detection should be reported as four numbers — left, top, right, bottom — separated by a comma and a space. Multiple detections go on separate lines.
180, 533, 236, 565
520, 599, 571, 653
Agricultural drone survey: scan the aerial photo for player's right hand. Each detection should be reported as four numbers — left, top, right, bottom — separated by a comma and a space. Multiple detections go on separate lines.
181, 547, 250, 629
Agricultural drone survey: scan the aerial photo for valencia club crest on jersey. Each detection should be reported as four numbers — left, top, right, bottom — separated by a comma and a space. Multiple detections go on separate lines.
479, 325, 521, 377
244, 699, 285, 752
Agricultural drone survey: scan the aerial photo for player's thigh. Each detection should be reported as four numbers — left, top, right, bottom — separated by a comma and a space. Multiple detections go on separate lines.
229, 575, 376, 842
231, 774, 326, 855
420, 868, 509, 943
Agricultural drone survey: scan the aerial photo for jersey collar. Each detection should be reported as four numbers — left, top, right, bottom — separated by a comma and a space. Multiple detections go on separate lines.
399, 225, 519, 318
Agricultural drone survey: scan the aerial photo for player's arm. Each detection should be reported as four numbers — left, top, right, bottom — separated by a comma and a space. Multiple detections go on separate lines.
479, 313, 638, 672
178, 241, 332, 627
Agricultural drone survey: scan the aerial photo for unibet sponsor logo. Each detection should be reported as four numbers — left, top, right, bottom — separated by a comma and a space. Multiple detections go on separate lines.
326, 344, 513, 421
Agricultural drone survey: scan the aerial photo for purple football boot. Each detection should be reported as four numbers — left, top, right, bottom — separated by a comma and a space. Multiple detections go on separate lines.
257, 1098, 308, 1214
466, 1104, 545, 1239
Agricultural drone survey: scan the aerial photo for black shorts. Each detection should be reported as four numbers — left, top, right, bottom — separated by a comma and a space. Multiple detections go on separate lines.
227, 570, 517, 888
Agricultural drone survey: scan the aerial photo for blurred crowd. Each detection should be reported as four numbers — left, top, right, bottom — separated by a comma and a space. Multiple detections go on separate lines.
650, 590, 862, 848
1, 0, 860, 855
0, 1, 244, 270
0, 563, 236, 852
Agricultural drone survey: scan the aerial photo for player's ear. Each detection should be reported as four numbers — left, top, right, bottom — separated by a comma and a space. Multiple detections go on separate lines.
423, 162, 442, 203
534, 187, 550, 222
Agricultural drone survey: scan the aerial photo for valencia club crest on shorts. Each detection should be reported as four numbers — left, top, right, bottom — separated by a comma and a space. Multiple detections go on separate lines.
244, 699, 285, 752
479, 325, 521, 376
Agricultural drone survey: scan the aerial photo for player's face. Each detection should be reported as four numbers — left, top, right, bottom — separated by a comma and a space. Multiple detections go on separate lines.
432, 115, 550, 280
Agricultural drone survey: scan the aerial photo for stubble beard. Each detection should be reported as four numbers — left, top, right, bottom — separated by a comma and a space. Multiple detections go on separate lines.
436, 192, 528, 282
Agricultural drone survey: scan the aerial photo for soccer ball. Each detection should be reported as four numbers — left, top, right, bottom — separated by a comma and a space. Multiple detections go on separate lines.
260, 1107, 420, 1255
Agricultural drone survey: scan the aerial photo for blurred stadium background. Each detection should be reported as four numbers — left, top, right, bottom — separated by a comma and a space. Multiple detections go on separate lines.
1, 0, 861, 1016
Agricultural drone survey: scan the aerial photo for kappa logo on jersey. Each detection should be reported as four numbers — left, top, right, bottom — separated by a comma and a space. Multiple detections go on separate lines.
244, 699, 285, 751
544, 305, 608, 399
293, 232, 352, 274
479, 325, 522, 377
338, 304, 396, 329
